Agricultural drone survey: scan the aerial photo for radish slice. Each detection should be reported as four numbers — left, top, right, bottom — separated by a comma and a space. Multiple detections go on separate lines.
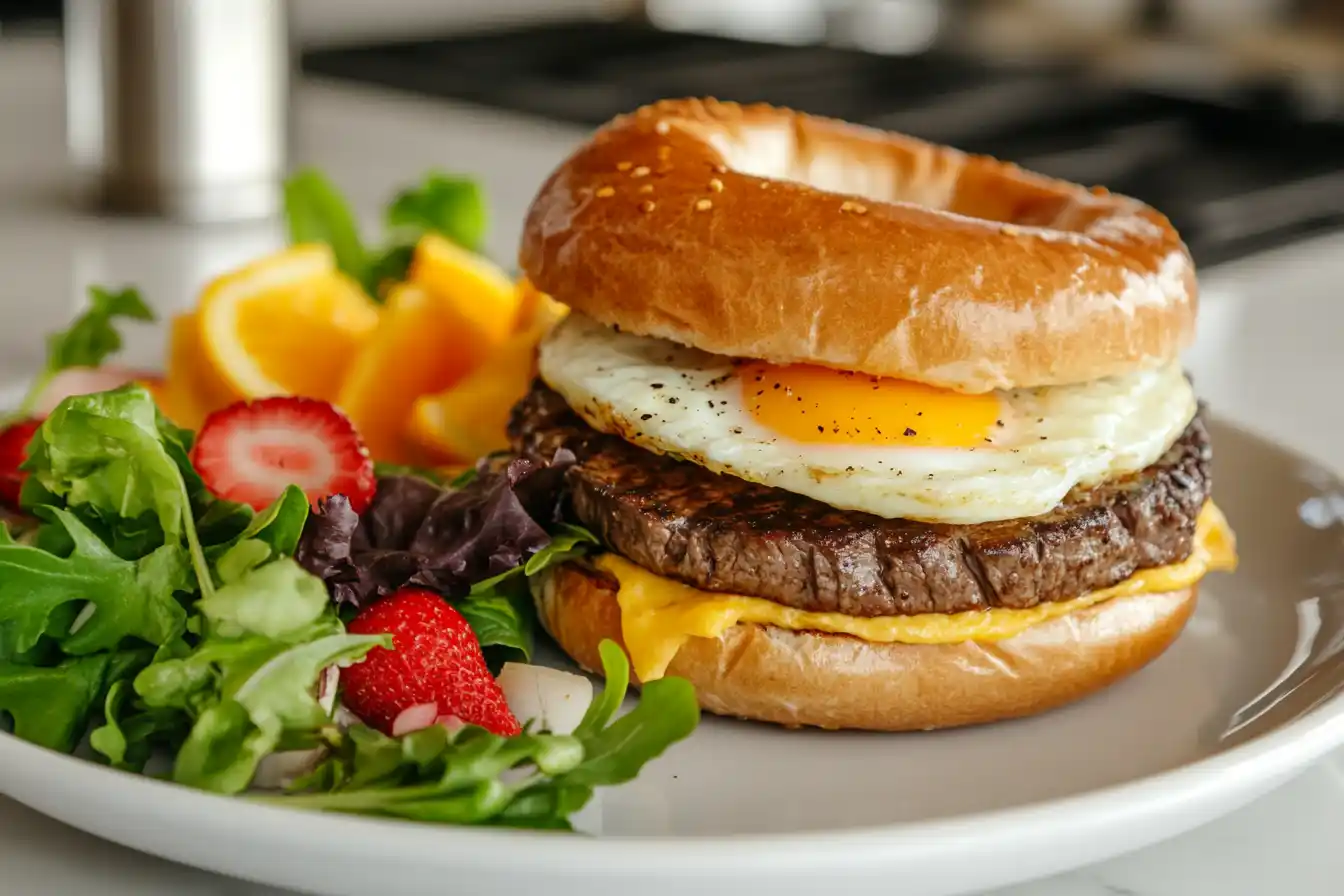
34, 366, 152, 415
496, 663, 593, 735
391, 702, 440, 737
436, 714, 465, 733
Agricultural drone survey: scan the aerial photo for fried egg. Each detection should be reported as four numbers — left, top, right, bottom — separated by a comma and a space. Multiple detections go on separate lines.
538, 314, 1197, 524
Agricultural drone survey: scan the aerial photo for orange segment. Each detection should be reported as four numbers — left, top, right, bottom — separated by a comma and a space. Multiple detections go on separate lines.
408, 290, 568, 462
198, 244, 380, 401
408, 233, 520, 343
338, 282, 499, 463
166, 312, 242, 428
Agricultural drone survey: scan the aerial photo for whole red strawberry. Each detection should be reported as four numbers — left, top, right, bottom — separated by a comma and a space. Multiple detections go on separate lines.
0, 417, 43, 508
342, 589, 521, 737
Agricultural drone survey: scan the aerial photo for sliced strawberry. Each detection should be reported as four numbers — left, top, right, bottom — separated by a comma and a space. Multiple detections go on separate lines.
191, 396, 375, 513
0, 417, 43, 508
342, 589, 521, 737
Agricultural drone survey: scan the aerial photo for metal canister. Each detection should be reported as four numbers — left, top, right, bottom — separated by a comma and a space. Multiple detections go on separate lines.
63, 0, 291, 222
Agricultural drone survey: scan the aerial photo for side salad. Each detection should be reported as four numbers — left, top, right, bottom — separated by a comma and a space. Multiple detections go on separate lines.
0, 294, 699, 830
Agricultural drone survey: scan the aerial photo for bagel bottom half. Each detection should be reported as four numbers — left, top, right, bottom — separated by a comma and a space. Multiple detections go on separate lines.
533, 560, 1197, 732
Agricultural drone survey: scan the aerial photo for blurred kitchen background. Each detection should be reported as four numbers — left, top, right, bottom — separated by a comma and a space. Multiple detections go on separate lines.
1, 0, 1341, 267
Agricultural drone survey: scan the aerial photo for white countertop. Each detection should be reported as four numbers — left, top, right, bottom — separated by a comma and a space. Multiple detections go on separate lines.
2, 35, 1343, 896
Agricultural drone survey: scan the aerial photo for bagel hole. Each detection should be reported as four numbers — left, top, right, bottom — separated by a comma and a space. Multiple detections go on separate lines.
704, 126, 1094, 230
706, 126, 962, 212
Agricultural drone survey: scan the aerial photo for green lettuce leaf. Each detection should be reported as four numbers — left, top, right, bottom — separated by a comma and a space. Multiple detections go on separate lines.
284, 169, 369, 288
456, 593, 531, 663
198, 558, 330, 641
451, 522, 596, 666
385, 171, 487, 253
23, 386, 188, 543
0, 509, 189, 660
0, 648, 151, 753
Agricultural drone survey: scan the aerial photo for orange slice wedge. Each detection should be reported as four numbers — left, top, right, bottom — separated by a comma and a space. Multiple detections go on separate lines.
408, 233, 520, 344
407, 283, 568, 462
198, 244, 380, 401
338, 243, 524, 462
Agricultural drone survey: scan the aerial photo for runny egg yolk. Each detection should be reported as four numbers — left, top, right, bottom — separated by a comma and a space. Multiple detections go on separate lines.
738, 361, 1002, 448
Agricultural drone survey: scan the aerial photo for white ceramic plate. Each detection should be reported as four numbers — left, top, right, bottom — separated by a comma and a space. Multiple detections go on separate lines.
2, 418, 1343, 896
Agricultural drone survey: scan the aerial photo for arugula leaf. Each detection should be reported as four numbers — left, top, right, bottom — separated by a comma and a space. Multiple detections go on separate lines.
240, 486, 309, 557
206, 486, 308, 569
0, 648, 150, 753
284, 169, 369, 287
47, 286, 154, 372
159, 412, 254, 549
271, 640, 698, 828
16, 286, 155, 417
172, 632, 384, 793
573, 639, 631, 740
468, 523, 598, 596
563, 674, 698, 787
0, 509, 189, 660
385, 172, 487, 253
90, 679, 189, 771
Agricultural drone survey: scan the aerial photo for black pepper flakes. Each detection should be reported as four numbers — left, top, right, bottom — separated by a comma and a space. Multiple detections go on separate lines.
995, 419, 1004, 427
903, 427, 917, 437
651, 383, 664, 389
667, 397, 679, 404
640, 413, 653, 421
816, 425, 824, 434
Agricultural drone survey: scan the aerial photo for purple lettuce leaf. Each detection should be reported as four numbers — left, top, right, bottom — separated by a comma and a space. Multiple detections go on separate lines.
295, 450, 576, 609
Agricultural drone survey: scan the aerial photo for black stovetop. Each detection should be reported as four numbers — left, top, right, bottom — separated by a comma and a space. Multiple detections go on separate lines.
302, 19, 1344, 267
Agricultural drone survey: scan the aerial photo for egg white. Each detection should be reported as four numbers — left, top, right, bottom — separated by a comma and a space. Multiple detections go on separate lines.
538, 314, 1198, 524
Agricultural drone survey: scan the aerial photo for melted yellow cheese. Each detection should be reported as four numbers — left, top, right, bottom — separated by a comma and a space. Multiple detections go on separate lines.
597, 502, 1237, 682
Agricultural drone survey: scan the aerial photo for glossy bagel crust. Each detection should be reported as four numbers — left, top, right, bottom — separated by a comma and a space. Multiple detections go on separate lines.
534, 560, 1198, 732
519, 98, 1198, 393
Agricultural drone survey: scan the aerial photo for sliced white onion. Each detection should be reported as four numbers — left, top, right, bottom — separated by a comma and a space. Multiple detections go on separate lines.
496, 663, 593, 735
390, 702, 440, 737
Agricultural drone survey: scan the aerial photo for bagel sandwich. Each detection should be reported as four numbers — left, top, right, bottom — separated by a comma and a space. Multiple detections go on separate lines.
510, 99, 1238, 732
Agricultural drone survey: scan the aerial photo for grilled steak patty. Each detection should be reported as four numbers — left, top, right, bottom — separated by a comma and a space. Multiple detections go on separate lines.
509, 383, 1211, 617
